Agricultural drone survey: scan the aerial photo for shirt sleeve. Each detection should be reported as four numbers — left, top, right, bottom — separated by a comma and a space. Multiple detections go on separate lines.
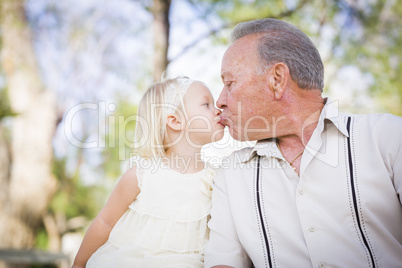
393, 117, 402, 205
204, 166, 252, 268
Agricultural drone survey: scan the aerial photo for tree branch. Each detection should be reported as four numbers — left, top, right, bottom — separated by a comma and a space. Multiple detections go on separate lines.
169, 0, 309, 64
168, 24, 228, 64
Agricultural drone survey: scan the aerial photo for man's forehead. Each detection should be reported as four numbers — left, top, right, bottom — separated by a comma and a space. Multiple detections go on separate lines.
221, 35, 261, 78
224, 37, 259, 62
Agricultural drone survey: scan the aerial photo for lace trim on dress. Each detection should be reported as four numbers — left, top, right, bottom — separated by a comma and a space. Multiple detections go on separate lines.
109, 210, 209, 252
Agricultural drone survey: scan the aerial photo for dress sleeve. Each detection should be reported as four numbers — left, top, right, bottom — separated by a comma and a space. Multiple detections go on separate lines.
204, 166, 252, 268
128, 155, 145, 189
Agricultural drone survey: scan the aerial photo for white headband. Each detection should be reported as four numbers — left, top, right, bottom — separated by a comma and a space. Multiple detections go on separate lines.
164, 77, 194, 114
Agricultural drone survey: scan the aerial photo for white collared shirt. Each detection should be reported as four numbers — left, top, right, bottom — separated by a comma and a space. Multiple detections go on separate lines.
205, 100, 402, 268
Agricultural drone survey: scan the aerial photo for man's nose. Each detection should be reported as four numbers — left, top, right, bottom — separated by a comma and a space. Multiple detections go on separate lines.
216, 89, 227, 109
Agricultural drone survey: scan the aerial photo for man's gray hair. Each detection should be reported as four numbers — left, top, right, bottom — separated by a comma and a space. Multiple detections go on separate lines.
231, 18, 324, 91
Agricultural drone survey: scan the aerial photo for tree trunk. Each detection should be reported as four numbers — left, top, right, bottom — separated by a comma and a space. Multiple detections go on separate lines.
0, 0, 57, 250
152, 0, 171, 81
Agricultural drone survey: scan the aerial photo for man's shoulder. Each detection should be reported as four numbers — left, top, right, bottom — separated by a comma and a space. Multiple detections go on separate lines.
345, 113, 402, 151
347, 112, 402, 131
348, 112, 401, 121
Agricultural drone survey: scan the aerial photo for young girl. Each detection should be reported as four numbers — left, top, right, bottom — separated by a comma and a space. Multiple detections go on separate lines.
72, 77, 225, 267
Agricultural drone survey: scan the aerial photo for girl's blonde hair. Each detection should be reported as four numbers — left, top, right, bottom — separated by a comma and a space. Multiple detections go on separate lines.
132, 76, 194, 158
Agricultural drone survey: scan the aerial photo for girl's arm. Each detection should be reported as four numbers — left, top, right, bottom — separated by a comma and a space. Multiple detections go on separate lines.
72, 166, 140, 268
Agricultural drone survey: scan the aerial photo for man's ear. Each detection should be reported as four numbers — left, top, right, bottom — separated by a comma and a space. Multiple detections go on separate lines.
166, 114, 183, 131
268, 62, 289, 100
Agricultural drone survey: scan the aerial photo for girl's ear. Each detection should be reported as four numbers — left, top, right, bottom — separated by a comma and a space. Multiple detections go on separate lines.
267, 62, 289, 100
166, 114, 183, 131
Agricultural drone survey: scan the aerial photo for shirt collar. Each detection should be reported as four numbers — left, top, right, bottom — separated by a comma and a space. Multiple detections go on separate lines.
318, 98, 349, 137
242, 98, 348, 163
242, 139, 282, 163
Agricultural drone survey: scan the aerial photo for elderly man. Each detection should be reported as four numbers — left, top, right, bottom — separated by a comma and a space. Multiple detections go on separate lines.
205, 18, 402, 268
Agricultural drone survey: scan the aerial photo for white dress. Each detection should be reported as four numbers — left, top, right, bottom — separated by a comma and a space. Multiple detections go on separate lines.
86, 157, 216, 268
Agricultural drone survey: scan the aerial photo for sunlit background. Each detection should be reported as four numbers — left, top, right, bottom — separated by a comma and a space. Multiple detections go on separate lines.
0, 0, 401, 266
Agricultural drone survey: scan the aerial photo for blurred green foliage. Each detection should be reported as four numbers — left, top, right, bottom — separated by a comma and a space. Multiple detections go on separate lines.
335, 1, 402, 115
52, 157, 101, 220
0, 88, 17, 119
196, 0, 402, 115
102, 99, 138, 180
43, 96, 138, 245
35, 228, 49, 250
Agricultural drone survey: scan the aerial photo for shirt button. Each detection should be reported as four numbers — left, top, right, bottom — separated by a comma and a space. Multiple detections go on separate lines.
308, 226, 316, 232
298, 189, 304, 195
318, 263, 325, 268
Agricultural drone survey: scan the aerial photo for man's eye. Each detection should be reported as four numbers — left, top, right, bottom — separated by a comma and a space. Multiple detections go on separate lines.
225, 81, 233, 87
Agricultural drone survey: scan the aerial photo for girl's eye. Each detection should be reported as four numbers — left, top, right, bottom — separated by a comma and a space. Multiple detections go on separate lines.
203, 103, 209, 107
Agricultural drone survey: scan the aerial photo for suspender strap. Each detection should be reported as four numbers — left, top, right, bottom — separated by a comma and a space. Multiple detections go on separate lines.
255, 155, 273, 267
346, 116, 376, 268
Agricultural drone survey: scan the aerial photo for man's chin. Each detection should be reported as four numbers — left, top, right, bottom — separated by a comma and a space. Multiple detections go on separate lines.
229, 128, 261, 142
229, 128, 248, 142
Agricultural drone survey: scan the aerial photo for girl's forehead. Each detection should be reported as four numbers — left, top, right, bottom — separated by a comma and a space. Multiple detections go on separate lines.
186, 82, 212, 97
189, 80, 209, 91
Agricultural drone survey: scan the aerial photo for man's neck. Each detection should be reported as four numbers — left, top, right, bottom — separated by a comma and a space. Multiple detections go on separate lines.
278, 89, 325, 146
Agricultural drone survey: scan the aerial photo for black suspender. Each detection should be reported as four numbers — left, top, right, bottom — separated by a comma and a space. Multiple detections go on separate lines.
346, 116, 376, 268
255, 156, 273, 267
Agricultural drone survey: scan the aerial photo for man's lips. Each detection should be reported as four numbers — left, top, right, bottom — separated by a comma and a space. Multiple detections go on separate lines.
219, 117, 229, 127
